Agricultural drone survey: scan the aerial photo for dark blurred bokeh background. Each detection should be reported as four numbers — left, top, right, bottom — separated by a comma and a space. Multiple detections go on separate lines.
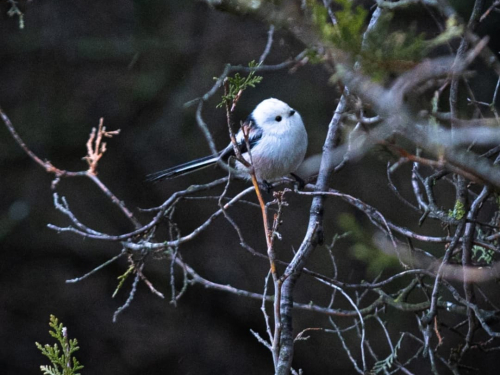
1, 1, 500, 374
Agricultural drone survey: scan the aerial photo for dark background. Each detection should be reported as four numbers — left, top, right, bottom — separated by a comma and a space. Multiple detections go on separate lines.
1, 1, 500, 374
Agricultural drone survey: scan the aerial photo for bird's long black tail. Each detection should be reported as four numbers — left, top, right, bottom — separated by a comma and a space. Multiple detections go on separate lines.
146, 154, 220, 182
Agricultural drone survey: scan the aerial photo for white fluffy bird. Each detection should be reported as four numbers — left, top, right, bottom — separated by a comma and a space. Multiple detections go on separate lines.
147, 98, 308, 183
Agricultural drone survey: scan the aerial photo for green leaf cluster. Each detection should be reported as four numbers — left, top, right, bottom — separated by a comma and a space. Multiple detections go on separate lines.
338, 213, 399, 277
35, 315, 84, 375
216, 61, 263, 108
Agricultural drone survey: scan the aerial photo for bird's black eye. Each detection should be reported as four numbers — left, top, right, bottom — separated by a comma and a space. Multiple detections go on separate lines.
275, 115, 282, 122
290, 110, 295, 116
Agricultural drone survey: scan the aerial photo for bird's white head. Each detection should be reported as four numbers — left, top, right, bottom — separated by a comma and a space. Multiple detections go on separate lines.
250, 98, 304, 135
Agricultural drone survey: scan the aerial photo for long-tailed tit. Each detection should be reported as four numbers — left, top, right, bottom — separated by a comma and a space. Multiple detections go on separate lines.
147, 98, 308, 183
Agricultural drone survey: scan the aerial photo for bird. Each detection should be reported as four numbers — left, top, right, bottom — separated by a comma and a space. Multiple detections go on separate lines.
146, 98, 308, 184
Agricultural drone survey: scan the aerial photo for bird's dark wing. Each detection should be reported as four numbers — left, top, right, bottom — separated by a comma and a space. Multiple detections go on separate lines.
219, 117, 263, 161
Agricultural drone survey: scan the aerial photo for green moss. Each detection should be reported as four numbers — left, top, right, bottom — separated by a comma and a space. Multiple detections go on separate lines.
471, 245, 494, 265
448, 200, 466, 220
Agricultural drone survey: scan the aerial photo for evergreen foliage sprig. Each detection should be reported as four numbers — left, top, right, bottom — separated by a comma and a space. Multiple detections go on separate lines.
308, 1, 462, 81
35, 315, 84, 375
309, 0, 367, 56
216, 60, 263, 108
338, 213, 400, 276
113, 264, 135, 298
370, 333, 405, 374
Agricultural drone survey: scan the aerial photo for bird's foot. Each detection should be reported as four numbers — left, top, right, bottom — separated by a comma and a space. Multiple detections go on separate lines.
260, 180, 274, 194
290, 173, 305, 191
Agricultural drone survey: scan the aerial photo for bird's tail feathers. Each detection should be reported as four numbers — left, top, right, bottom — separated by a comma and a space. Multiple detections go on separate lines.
146, 154, 219, 182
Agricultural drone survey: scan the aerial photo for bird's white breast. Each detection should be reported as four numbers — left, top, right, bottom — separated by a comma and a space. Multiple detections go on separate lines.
238, 111, 308, 181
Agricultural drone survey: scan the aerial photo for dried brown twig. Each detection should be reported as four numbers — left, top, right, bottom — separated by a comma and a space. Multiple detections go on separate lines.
84, 117, 120, 175
0, 110, 140, 228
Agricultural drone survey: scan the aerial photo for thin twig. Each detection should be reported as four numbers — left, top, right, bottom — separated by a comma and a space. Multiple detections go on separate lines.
113, 266, 141, 322
259, 25, 275, 64
66, 250, 126, 283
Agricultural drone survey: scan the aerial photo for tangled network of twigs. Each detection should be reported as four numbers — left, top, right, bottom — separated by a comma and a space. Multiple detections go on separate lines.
4, 0, 500, 374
